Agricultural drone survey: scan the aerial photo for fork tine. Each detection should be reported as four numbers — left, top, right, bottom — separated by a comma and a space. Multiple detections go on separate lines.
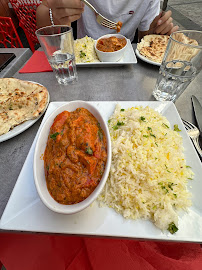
101, 17, 117, 25
83, 0, 117, 30
101, 21, 116, 29
182, 119, 193, 129
102, 20, 117, 28
183, 119, 196, 130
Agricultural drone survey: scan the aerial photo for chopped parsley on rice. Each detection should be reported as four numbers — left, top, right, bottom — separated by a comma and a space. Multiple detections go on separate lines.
74, 36, 100, 63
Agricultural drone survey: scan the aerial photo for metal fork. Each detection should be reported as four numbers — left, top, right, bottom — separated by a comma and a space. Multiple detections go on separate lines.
182, 119, 202, 158
81, 0, 117, 30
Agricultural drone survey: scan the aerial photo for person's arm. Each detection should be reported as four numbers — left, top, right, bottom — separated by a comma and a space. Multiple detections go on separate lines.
36, 0, 84, 29
139, 11, 179, 40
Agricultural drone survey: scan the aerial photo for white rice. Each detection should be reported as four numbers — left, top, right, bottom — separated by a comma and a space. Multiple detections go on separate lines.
74, 36, 100, 63
98, 104, 193, 232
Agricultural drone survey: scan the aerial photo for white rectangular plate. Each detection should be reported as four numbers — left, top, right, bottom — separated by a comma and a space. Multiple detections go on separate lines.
77, 40, 137, 67
1, 101, 202, 242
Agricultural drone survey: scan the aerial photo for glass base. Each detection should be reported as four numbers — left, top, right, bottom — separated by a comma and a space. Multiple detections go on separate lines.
56, 75, 78, 85
152, 89, 176, 102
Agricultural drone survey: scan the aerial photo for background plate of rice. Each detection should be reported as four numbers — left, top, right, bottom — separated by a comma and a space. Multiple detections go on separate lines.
1, 101, 202, 242
74, 36, 137, 67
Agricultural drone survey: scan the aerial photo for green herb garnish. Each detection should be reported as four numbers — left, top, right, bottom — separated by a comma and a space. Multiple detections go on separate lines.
174, 124, 181, 132
161, 186, 169, 193
80, 50, 86, 58
147, 127, 152, 131
139, 116, 146, 122
120, 109, 125, 111
117, 121, 125, 126
113, 121, 124, 130
162, 123, 169, 128
108, 119, 111, 124
150, 133, 156, 138
98, 129, 103, 140
86, 147, 93, 155
113, 125, 118, 130
168, 222, 178, 234
50, 132, 60, 140
143, 135, 149, 138
168, 183, 175, 190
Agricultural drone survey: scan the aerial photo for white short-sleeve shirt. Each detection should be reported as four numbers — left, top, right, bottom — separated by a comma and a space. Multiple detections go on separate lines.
77, 0, 160, 41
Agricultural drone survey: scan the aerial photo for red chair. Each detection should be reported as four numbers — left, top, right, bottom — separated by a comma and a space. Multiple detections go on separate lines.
9, 0, 41, 52
0, 16, 23, 48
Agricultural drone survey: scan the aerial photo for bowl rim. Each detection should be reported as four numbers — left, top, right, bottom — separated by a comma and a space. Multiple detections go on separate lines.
94, 33, 128, 54
33, 100, 111, 214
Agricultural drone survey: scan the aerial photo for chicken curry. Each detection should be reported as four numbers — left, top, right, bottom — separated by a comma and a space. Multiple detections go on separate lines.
44, 108, 107, 205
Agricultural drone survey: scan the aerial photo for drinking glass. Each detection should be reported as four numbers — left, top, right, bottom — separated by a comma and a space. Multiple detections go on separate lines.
36, 25, 78, 85
153, 30, 202, 102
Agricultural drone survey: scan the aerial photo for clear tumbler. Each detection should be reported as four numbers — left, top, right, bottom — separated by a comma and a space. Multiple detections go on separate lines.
153, 30, 202, 102
36, 25, 78, 85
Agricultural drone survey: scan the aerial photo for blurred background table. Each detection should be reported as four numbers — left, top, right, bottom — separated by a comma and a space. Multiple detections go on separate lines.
0, 48, 32, 78
0, 45, 202, 223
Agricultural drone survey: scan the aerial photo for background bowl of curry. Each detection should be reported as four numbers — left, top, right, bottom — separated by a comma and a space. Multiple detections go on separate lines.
94, 34, 128, 62
34, 100, 111, 214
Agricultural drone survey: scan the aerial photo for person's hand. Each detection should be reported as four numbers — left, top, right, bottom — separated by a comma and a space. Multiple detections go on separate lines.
44, 0, 85, 25
149, 10, 179, 35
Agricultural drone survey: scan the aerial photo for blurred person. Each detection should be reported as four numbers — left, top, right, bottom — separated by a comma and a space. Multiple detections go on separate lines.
36, 0, 179, 41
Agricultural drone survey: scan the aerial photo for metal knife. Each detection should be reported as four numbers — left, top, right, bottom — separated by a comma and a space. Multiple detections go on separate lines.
161, 0, 168, 15
192, 95, 202, 134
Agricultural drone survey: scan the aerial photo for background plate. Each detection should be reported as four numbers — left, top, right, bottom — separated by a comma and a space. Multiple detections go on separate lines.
0, 81, 50, 143
135, 48, 161, 66
76, 40, 137, 67
1, 101, 202, 242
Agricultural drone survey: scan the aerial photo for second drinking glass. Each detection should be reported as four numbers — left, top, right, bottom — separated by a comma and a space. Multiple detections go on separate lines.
36, 25, 78, 85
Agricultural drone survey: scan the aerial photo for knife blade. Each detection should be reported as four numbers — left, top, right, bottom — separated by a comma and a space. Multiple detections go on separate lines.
161, 0, 168, 12
192, 95, 202, 134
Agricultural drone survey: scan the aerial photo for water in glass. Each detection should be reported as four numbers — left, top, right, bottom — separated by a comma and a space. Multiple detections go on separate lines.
49, 53, 78, 85
153, 60, 196, 102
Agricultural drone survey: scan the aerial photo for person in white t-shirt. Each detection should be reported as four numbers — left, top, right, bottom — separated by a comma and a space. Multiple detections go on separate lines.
36, 0, 179, 41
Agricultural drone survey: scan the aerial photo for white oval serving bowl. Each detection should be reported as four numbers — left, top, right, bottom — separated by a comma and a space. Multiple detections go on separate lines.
34, 100, 111, 214
94, 34, 128, 62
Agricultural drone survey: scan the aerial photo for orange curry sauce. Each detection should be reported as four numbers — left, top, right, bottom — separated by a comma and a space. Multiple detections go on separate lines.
96, 36, 127, 52
44, 108, 107, 205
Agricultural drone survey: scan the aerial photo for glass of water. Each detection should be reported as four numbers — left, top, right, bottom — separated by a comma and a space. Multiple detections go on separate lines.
153, 30, 202, 102
36, 25, 78, 85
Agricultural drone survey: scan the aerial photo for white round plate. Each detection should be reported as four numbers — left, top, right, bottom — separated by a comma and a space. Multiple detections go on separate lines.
0, 81, 50, 143
135, 48, 161, 66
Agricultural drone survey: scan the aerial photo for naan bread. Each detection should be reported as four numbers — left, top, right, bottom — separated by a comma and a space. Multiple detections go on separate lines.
0, 78, 49, 136
137, 35, 169, 63
137, 34, 199, 64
